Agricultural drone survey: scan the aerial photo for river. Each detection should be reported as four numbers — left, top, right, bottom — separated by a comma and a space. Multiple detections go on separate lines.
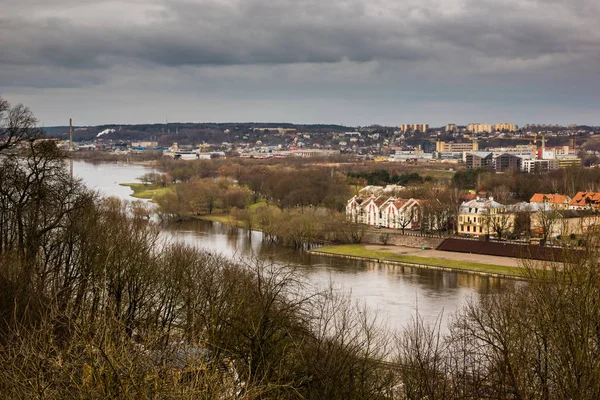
74, 160, 512, 332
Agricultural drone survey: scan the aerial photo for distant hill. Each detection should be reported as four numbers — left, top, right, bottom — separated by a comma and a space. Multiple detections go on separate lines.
42, 122, 355, 145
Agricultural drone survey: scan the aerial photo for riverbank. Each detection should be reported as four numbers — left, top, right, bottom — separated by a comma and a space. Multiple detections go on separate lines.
311, 244, 527, 279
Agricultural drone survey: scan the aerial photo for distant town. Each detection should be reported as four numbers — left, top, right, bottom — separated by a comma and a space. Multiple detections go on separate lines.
46, 121, 600, 172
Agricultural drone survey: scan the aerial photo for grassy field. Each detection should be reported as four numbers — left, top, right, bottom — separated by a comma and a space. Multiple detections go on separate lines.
120, 183, 173, 200
418, 168, 456, 180
313, 244, 525, 277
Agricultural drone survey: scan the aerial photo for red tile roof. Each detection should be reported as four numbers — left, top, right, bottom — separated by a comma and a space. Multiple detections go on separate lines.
569, 192, 600, 208
529, 193, 570, 204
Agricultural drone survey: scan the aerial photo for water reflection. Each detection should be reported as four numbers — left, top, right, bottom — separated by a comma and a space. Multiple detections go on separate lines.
162, 219, 515, 331
73, 161, 154, 201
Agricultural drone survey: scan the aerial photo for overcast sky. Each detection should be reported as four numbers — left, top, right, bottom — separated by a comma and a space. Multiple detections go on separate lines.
1, 0, 599, 127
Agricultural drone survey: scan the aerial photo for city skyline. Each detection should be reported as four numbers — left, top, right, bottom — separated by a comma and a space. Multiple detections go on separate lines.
1, 0, 599, 126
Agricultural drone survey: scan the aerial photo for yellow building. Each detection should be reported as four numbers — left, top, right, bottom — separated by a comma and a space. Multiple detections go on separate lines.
493, 123, 518, 132
458, 197, 510, 237
400, 124, 429, 133
531, 209, 600, 239
436, 140, 478, 152
556, 158, 581, 169
467, 123, 492, 134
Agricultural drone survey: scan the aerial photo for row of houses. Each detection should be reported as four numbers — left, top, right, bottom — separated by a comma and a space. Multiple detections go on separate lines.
457, 192, 600, 238
347, 188, 600, 239
346, 195, 424, 230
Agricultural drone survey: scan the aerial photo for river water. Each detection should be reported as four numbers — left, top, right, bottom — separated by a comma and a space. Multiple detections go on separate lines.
74, 160, 512, 332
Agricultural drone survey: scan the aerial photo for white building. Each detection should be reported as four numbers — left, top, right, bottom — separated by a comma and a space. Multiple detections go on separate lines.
380, 198, 421, 230
346, 193, 425, 230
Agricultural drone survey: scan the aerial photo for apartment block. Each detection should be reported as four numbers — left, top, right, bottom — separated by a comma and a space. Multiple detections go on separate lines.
435, 140, 478, 152
467, 123, 492, 134
400, 124, 429, 133
493, 123, 518, 132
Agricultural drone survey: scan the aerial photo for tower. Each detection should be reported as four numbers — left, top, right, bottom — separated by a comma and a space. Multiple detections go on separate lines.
69, 118, 73, 178
69, 118, 73, 151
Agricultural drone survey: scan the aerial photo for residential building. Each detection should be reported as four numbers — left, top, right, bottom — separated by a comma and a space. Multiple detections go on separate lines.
436, 140, 478, 152
569, 192, 600, 210
380, 198, 421, 230
346, 194, 371, 224
467, 123, 493, 134
363, 196, 393, 226
555, 145, 577, 156
465, 151, 493, 169
555, 157, 581, 169
494, 153, 522, 172
488, 145, 535, 159
445, 124, 458, 133
521, 159, 551, 173
529, 193, 571, 210
458, 197, 509, 237
436, 152, 464, 161
530, 209, 600, 239
400, 124, 429, 133
389, 151, 434, 162
346, 191, 426, 231
493, 123, 518, 132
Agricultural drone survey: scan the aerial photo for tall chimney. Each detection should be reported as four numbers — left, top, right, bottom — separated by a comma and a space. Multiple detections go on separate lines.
69, 118, 73, 151
69, 118, 73, 178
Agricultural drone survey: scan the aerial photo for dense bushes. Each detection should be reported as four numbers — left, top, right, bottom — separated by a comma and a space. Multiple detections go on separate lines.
235, 205, 367, 247
155, 159, 353, 211
348, 170, 430, 186
397, 246, 600, 399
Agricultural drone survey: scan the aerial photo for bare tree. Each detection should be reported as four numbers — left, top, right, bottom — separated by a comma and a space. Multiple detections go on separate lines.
398, 206, 415, 234
0, 97, 41, 152
534, 204, 562, 244
490, 211, 513, 240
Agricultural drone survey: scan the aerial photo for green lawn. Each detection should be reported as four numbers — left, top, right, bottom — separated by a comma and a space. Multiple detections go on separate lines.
418, 168, 456, 180
314, 244, 525, 277
120, 183, 173, 200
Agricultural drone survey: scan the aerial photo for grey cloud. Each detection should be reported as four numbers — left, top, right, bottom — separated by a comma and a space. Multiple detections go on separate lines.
1, 0, 599, 127
1, 0, 597, 73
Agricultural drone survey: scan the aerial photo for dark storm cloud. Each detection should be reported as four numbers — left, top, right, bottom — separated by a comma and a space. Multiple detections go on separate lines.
1, 0, 597, 73
1, 0, 599, 126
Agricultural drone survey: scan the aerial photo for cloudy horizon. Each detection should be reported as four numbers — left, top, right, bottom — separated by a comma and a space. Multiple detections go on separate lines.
1, 0, 599, 127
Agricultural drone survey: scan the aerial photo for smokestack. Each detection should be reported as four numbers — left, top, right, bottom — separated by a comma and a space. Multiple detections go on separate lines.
69, 118, 73, 178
